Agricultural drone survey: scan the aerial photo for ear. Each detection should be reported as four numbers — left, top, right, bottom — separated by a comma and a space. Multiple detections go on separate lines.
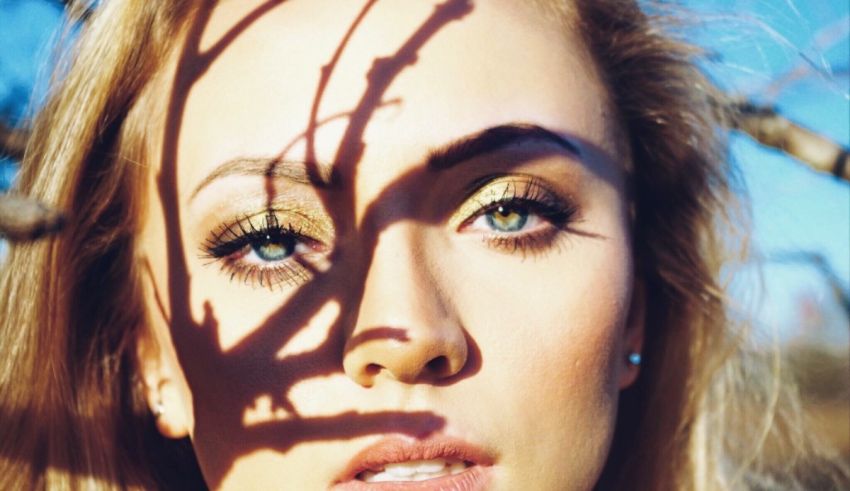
618, 279, 645, 389
136, 327, 190, 439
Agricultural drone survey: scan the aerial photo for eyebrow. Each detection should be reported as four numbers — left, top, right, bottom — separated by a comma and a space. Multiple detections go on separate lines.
190, 157, 335, 201
426, 123, 581, 171
190, 123, 580, 201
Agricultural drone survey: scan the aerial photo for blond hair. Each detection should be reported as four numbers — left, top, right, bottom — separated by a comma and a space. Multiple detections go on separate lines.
0, 2, 202, 488
0, 0, 846, 489
568, 1, 849, 488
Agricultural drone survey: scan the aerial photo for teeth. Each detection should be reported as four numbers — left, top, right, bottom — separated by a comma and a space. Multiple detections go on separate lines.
359, 459, 469, 483
415, 460, 446, 473
385, 462, 419, 477
368, 473, 397, 483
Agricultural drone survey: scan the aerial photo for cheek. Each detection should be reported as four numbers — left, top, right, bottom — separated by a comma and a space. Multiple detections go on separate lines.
448, 238, 632, 486
186, 262, 302, 350
456, 236, 632, 382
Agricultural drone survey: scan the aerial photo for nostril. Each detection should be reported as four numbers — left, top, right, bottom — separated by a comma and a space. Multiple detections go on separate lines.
425, 355, 450, 375
364, 363, 382, 376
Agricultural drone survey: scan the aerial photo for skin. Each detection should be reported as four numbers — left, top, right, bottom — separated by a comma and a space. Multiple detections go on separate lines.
138, 0, 644, 489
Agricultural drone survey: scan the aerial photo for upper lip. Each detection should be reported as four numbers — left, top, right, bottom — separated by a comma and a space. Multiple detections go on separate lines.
335, 435, 494, 482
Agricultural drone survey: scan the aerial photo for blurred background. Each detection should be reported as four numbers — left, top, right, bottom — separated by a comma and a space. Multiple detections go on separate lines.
1, 0, 848, 464
681, 0, 850, 463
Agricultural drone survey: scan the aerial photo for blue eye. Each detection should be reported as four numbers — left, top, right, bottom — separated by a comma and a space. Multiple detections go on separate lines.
485, 205, 529, 232
251, 234, 296, 262
201, 212, 326, 289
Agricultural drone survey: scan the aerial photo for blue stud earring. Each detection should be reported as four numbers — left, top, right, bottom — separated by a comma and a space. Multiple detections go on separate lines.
628, 352, 642, 366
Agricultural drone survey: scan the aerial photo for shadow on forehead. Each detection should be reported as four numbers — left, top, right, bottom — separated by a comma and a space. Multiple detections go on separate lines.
154, 0, 478, 487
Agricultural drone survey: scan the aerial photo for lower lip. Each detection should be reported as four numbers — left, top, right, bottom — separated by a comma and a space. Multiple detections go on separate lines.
330, 464, 491, 491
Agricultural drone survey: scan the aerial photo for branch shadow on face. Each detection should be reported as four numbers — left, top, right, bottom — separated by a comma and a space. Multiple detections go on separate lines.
155, 0, 478, 487
0, 1, 637, 488
153, 0, 625, 486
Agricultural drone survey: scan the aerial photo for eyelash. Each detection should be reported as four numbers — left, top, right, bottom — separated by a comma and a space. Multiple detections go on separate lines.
201, 212, 325, 290
201, 178, 577, 288
459, 177, 578, 256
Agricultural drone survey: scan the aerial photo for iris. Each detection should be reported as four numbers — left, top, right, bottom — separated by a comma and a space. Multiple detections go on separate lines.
486, 205, 528, 232
252, 234, 296, 262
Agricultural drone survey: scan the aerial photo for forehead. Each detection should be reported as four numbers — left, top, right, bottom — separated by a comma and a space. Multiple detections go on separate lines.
170, 0, 616, 197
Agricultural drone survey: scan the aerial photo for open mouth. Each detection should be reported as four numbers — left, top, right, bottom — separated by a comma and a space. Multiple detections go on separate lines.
332, 436, 493, 490
356, 458, 471, 483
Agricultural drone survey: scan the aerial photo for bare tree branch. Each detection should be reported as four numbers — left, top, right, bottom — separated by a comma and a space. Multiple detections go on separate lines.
0, 193, 64, 242
0, 125, 64, 242
0, 123, 27, 161
764, 15, 850, 101
770, 250, 850, 318
730, 101, 850, 182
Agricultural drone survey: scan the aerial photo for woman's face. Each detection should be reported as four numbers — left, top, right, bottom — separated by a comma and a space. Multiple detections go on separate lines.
138, 0, 642, 489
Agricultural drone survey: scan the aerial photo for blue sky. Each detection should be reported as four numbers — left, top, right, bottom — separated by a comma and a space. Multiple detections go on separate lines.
1, 0, 848, 343
0, 0, 63, 188
680, 0, 849, 344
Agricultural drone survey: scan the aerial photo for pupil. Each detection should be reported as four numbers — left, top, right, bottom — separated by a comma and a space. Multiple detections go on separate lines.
487, 205, 528, 232
253, 234, 295, 261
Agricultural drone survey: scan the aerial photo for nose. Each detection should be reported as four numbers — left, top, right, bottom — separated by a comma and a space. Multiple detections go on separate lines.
342, 224, 468, 387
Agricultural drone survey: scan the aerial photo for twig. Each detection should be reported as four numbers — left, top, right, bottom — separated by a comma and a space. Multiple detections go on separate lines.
0, 193, 65, 242
730, 101, 850, 182
770, 250, 850, 318
763, 15, 850, 101
0, 123, 28, 161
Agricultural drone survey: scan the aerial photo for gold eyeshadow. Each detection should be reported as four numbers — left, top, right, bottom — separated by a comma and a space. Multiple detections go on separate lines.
199, 206, 334, 290
452, 175, 578, 256
198, 173, 579, 289
452, 175, 574, 227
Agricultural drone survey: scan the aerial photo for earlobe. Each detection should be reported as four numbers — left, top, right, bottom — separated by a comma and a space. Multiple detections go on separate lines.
619, 279, 645, 389
149, 378, 190, 439
136, 328, 190, 439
